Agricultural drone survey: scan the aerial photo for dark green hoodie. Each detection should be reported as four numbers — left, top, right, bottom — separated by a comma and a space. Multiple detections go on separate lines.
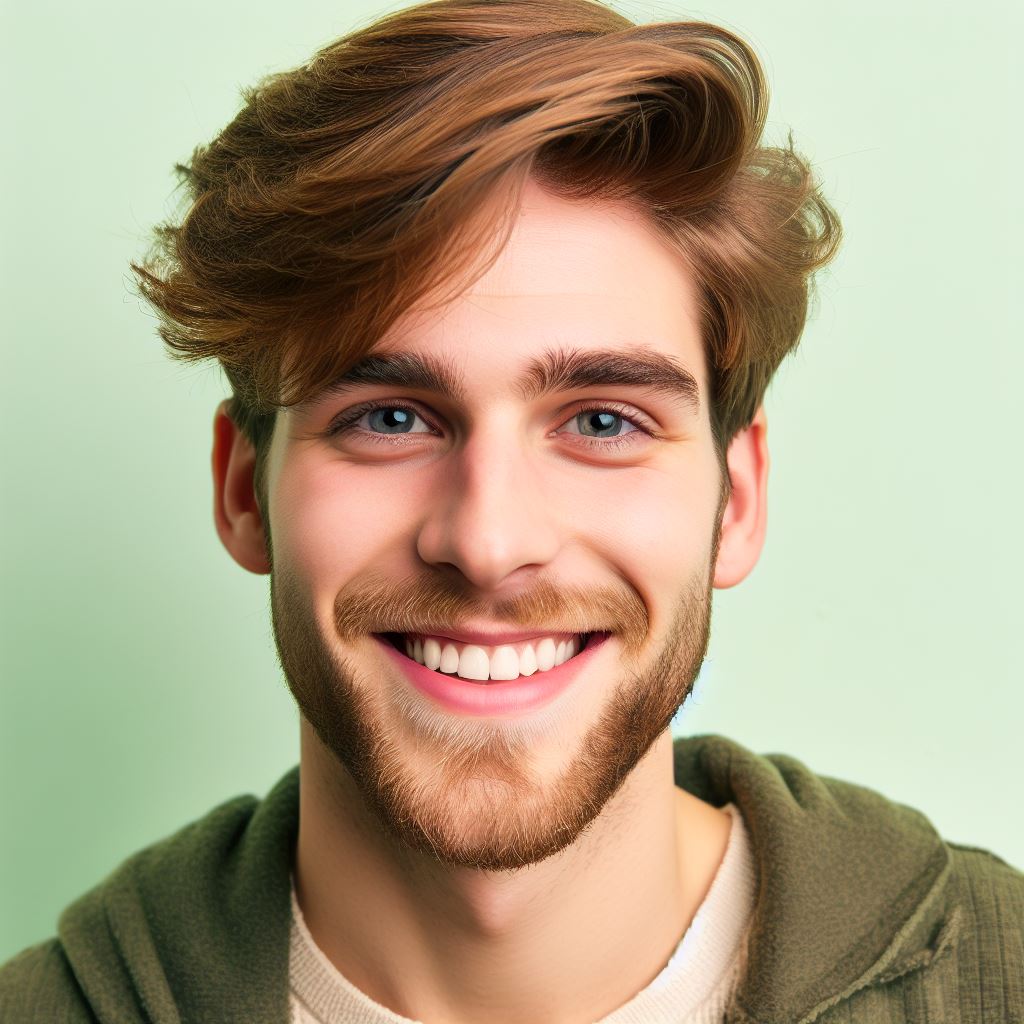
2, 733, 1022, 1023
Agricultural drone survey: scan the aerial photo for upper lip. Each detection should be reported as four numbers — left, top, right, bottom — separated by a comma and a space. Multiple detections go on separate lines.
382, 626, 591, 646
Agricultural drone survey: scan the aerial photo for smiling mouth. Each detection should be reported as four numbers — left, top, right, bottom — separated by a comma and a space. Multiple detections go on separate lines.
375, 630, 607, 683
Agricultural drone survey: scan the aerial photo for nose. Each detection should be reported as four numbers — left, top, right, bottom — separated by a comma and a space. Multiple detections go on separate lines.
415, 421, 562, 591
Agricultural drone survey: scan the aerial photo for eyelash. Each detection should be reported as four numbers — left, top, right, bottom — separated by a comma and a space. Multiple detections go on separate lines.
323, 398, 655, 452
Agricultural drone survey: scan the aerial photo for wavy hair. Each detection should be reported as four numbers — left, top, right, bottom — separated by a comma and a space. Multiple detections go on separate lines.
131, 0, 841, 512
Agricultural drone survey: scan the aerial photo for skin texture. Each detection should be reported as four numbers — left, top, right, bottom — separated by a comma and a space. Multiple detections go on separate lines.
213, 176, 769, 1023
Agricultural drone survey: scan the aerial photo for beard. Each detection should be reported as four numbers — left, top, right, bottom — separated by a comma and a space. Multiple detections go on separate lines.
270, 514, 723, 873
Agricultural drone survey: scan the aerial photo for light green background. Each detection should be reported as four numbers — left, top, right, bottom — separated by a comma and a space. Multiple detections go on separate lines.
2, 0, 1021, 962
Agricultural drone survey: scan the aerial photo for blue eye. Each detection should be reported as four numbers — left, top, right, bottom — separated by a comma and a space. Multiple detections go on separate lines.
326, 402, 434, 439
364, 406, 425, 434
568, 409, 640, 440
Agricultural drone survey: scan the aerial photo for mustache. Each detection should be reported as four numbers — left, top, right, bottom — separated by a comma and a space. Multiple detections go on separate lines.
332, 568, 649, 655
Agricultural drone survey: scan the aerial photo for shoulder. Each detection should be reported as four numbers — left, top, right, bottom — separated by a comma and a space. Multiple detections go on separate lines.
946, 839, 1024, 938
0, 938, 96, 1022
948, 839, 1024, 888
0, 769, 300, 1023
887, 843, 1024, 1023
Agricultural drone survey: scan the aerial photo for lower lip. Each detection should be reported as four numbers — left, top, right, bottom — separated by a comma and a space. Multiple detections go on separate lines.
372, 632, 611, 716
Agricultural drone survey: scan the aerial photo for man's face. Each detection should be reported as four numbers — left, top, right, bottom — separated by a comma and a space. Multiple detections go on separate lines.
263, 179, 728, 871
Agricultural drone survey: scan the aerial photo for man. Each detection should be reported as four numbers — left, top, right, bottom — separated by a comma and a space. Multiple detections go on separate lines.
3, 0, 1021, 1021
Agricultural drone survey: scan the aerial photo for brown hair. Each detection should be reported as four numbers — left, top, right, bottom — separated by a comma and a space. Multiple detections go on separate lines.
131, 0, 841, 515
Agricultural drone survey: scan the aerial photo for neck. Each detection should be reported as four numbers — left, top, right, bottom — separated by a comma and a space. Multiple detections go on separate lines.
294, 722, 732, 1024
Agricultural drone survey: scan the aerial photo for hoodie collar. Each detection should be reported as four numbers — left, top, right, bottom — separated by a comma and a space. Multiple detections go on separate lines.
58, 733, 960, 1024
672, 734, 961, 1024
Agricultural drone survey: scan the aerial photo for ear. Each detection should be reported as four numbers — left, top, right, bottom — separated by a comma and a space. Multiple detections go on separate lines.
212, 399, 272, 575
713, 405, 769, 589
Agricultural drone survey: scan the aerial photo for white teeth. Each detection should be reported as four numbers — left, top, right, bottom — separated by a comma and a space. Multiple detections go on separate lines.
400, 632, 587, 682
535, 637, 557, 672
457, 645, 490, 681
489, 645, 520, 681
439, 642, 460, 674
518, 644, 538, 676
423, 637, 442, 671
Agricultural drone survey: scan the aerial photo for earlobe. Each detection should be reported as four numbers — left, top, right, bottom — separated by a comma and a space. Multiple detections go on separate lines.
211, 399, 272, 575
713, 406, 769, 589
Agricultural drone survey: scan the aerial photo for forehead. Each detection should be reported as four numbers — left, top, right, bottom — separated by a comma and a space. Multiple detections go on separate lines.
369, 179, 708, 402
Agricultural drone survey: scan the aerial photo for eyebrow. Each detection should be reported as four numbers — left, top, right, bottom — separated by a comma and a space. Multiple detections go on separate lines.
305, 346, 702, 415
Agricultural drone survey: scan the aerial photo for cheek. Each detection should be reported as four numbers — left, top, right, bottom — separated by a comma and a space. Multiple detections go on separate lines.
571, 460, 718, 611
271, 459, 428, 583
